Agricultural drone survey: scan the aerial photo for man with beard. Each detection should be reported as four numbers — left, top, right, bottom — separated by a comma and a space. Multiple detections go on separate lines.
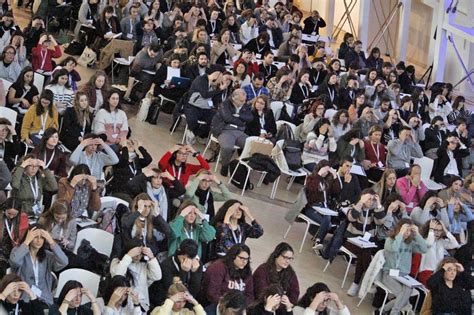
258, 51, 277, 83
374, 97, 392, 120
185, 52, 210, 81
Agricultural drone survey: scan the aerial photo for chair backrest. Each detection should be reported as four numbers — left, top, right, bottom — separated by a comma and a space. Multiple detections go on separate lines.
54, 269, 100, 305
275, 120, 297, 135
413, 157, 434, 180
271, 102, 294, 121
0, 107, 18, 127
100, 196, 129, 210
239, 136, 273, 160
73, 228, 114, 256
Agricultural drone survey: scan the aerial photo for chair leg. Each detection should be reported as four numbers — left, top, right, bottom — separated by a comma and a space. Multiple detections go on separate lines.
257, 172, 266, 187
300, 221, 310, 253
270, 176, 280, 199
214, 150, 221, 172
203, 139, 212, 157
170, 115, 181, 135
228, 161, 239, 184
286, 176, 296, 190
323, 260, 330, 272
357, 292, 367, 307
181, 124, 187, 144
380, 290, 389, 314
341, 256, 352, 288
241, 168, 251, 196
283, 223, 292, 239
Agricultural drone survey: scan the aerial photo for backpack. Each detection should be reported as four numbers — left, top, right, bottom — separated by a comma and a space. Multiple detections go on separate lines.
277, 124, 302, 171
71, 239, 110, 277
64, 41, 85, 56
229, 159, 254, 191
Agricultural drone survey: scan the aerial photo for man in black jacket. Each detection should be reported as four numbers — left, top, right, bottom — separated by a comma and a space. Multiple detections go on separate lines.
302, 10, 326, 35
344, 40, 367, 70
211, 89, 253, 176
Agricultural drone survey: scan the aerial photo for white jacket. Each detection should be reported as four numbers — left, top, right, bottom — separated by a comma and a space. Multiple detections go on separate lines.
419, 230, 459, 272
110, 255, 162, 311
358, 249, 385, 299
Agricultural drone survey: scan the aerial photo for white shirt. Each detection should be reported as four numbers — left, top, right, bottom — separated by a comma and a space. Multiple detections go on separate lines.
443, 150, 459, 176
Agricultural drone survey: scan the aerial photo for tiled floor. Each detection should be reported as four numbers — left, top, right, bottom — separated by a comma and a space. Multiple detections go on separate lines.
13, 6, 374, 313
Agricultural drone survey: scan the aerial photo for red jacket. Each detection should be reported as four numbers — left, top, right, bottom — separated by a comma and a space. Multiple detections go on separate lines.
253, 262, 300, 305
364, 140, 386, 166
201, 259, 254, 305
0, 213, 29, 247
158, 151, 209, 186
32, 44, 62, 72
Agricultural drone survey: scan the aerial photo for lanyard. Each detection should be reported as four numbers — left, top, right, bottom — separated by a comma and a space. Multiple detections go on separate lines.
315, 71, 320, 84
203, 190, 210, 210
250, 84, 261, 99
230, 225, 242, 244
264, 65, 272, 77
14, 303, 19, 315
29, 177, 39, 202
371, 143, 379, 161
129, 19, 134, 33
129, 162, 137, 175
40, 50, 47, 70
184, 227, 193, 239
350, 146, 356, 158
111, 111, 118, 133
337, 175, 343, 190
300, 84, 308, 98
40, 114, 47, 132
436, 132, 442, 145
210, 20, 216, 33
221, 90, 227, 102
43, 150, 55, 168
320, 183, 327, 208
81, 115, 87, 137
172, 256, 180, 272
5, 220, 14, 242
328, 86, 335, 102
259, 114, 265, 129
172, 165, 182, 180
256, 42, 263, 53
30, 256, 39, 286
362, 209, 370, 234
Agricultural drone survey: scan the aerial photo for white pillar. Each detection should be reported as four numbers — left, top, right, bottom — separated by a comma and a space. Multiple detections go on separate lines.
326, 0, 335, 40
358, 0, 370, 51
432, 0, 449, 82
397, 0, 411, 61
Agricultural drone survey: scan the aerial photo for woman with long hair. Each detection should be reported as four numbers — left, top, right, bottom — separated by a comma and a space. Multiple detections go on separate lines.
92, 90, 128, 146
335, 128, 365, 165
294, 282, 349, 315
6, 66, 39, 111
120, 193, 171, 258
0, 118, 22, 171
202, 244, 254, 305
347, 91, 366, 124
93, 5, 122, 53
380, 218, 428, 314
150, 282, 205, 315
371, 168, 398, 204
316, 72, 339, 110
290, 69, 316, 107
11, 154, 58, 216
0, 198, 28, 277
151, 53, 188, 103
330, 109, 350, 141
50, 280, 100, 314
9, 224, 68, 306
363, 125, 386, 183
233, 61, 251, 88
57, 164, 101, 219
20, 90, 58, 146
81, 70, 109, 113
245, 95, 277, 141
32, 127, 67, 178
98, 275, 141, 314
211, 29, 239, 66
211, 200, 263, 257
189, 27, 210, 55
45, 68, 75, 115
447, 95, 470, 125
302, 118, 337, 172
0, 45, 21, 82
247, 284, 293, 315
410, 190, 450, 227
110, 238, 162, 312
366, 47, 383, 72
38, 199, 77, 252
169, 201, 216, 258
0, 273, 44, 314
297, 99, 325, 143
427, 257, 472, 315
223, 15, 240, 44
253, 243, 299, 308
361, 68, 378, 89
53, 57, 81, 92
60, 92, 94, 151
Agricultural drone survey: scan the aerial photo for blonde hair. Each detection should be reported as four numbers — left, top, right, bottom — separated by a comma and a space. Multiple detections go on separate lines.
130, 193, 154, 241
191, 27, 208, 43
167, 283, 188, 297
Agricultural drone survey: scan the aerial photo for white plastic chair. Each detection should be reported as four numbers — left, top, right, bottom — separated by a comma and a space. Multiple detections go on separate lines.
0, 107, 18, 127
203, 134, 240, 172
322, 246, 357, 288
228, 136, 273, 196
413, 157, 446, 190
170, 114, 207, 144
283, 213, 320, 253
73, 228, 114, 256
54, 269, 100, 305
100, 196, 129, 210
271, 102, 294, 121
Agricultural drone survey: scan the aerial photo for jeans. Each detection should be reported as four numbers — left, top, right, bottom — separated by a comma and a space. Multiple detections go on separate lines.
303, 205, 332, 241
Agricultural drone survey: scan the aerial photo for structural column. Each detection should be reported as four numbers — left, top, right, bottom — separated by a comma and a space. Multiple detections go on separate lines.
397, 0, 411, 61
358, 0, 370, 51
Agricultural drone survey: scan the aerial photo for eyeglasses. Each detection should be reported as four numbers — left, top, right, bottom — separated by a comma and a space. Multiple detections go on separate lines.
280, 255, 294, 261
237, 255, 250, 262
4, 51, 15, 55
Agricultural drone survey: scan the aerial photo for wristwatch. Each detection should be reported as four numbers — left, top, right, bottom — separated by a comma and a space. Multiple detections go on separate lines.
192, 151, 200, 157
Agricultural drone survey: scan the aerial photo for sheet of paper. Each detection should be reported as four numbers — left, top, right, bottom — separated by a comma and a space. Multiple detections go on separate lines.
312, 206, 338, 216
167, 67, 180, 81
350, 164, 366, 176
347, 236, 377, 248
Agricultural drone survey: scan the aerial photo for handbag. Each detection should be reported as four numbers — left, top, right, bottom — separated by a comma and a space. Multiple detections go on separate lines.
77, 47, 97, 67
137, 97, 151, 122
249, 138, 273, 156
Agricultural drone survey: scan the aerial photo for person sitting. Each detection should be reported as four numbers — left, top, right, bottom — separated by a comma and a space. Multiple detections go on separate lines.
159, 144, 209, 188
184, 51, 209, 81
245, 95, 276, 141
93, 5, 122, 54
109, 138, 152, 195
81, 70, 109, 113
211, 89, 253, 177
434, 135, 469, 185
438, 176, 472, 207
0, 273, 45, 314
32, 128, 67, 179
38, 199, 77, 253
0, 118, 22, 171
352, 107, 382, 139
97, 275, 141, 314
69, 134, 119, 179
386, 126, 423, 177
149, 239, 202, 308
247, 284, 293, 315
410, 191, 450, 227
372, 168, 399, 205
9, 224, 68, 306
184, 169, 231, 219
334, 157, 362, 205
243, 72, 270, 103
168, 201, 216, 258
362, 125, 386, 182
258, 51, 278, 83
151, 282, 206, 315
395, 164, 427, 214
293, 282, 350, 315
184, 71, 226, 144
297, 100, 326, 143
92, 91, 129, 146
0, 198, 28, 277
49, 280, 101, 315
57, 164, 100, 219
375, 193, 410, 247
423, 116, 447, 159
302, 10, 326, 35
344, 40, 366, 70
110, 239, 162, 312
417, 219, 459, 286
60, 92, 94, 152
0, 46, 21, 82
302, 119, 337, 171
335, 128, 365, 166
211, 29, 239, 66
427, 257, 472, 315
289, 70, 316, 108
6, 66, 39, 113
201, 244, 254, 306
11, 154, 57, 217
20, 90, 58, 146
211, 200, 263, 257
150, 53, 188, 103
44, 69, 74, 115
380, 219, 427, 314
244, 32, 271, 58
31, 34, 61, 73
446, 197, 473, 243
52, 57, 81, 92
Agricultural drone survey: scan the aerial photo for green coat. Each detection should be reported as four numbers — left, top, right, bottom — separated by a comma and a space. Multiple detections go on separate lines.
168, 216, 216, 258
184, 178, 232, 215
11, 167, 58, 216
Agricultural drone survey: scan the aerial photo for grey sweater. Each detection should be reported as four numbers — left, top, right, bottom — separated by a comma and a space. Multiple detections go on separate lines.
386, 139, 423, 170
69, 143, 119, 179
9, 243, 68, 305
